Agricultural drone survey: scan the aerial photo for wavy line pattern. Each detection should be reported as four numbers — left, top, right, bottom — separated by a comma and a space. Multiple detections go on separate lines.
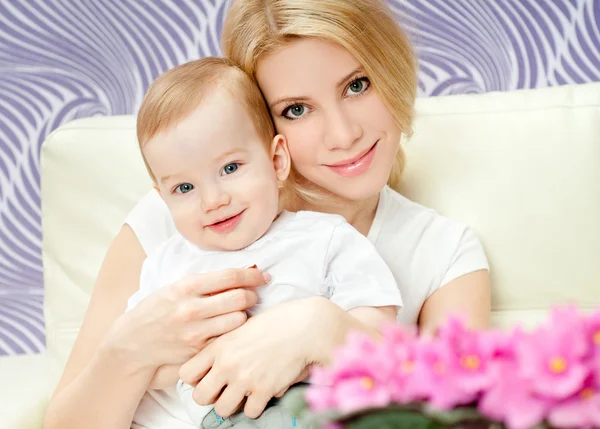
0, 0, 598, 356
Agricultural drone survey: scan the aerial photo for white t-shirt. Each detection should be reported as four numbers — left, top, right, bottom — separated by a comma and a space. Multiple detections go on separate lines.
125, 186, 489, 429
126, 185, 489, 324
127, 210, 403, 428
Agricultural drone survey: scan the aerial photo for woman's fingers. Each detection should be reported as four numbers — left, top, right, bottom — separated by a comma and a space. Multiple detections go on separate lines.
274, 366, 310, 398
203, 310, 248, 338
180, 268, 269, 297
274, 387, 288, 398
191, 289, 258, 320
213, 385, 247, 418
179, 346, 216, 387
192, 368, 226, 406
183, 310, 248, 350
244, 391, 272, 419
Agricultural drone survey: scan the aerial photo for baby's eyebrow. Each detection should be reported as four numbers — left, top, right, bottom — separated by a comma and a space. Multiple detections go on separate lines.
216, 147, 247, 161
159, 174, 174, 184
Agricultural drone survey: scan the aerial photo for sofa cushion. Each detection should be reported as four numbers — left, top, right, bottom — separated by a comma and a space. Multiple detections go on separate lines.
401, 82, 600, 328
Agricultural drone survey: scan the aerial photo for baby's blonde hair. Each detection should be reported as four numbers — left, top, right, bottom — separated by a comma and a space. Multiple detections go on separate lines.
222, 0, 418, 194
137, 57, 275, 181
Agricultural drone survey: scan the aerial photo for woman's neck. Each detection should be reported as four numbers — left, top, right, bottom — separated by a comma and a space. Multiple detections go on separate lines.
299, 192, 380, 236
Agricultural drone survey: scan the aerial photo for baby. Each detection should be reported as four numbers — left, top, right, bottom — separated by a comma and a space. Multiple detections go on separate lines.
128, 57, 403, 429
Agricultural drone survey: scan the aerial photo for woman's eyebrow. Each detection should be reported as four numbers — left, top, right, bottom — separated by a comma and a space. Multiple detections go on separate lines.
269, 66, 365, 109
336, 66, 364, 87
269, 95, 310, 109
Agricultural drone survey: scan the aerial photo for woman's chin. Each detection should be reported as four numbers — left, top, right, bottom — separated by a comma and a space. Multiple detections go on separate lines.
321, 176, 389, 203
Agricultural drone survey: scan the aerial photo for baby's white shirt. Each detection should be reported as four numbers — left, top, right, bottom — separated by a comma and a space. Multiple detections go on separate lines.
128, 210, 402, 313
127, 210, 403, 429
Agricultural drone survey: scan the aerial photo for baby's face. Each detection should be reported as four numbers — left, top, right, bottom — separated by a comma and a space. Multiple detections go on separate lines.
144, 88, 283, 251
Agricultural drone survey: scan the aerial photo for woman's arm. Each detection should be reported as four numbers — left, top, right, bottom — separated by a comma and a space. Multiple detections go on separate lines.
180, 297, 381, 419
418, 269, 491, 333
44, 225, 152, 429
44, 225, 268, 429
181, 274, 491, 420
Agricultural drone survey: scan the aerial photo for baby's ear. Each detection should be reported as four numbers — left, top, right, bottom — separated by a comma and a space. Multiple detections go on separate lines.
153, 183, 163, 198
271, 134, 291, 182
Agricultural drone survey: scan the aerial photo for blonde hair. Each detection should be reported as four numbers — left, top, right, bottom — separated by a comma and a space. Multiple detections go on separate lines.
137, 57, 275, 181
222, 0, 417, 194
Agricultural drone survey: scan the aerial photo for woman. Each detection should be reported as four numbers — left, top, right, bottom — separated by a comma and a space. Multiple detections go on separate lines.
44, 1, 491, 428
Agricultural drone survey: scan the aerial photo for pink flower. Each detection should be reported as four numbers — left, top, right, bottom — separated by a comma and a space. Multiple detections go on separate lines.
332, 375, 392, 414
312, 332, 396, 414
377, 323, 427, 404
411, 336, 477, 410
585, 310, 600, 373
306, 366, 336, 413
547, 377, 600, 429
386, 335, 427, 404
437, 317, 498, 396
517, 307, 590, 400
479, 360, 551, 429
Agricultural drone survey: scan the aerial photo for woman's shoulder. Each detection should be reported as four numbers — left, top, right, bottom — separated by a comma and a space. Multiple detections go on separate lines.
377, 186, 470, 239
375, 186, 488, 288
125, 190, 177, 256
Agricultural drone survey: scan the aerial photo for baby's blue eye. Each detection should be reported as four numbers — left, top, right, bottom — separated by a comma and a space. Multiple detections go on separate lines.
175, 183, 194, 194
222, 163, 239, 175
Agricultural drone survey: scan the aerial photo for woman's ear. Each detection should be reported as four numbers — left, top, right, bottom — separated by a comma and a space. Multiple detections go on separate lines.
271, 134, 291, 183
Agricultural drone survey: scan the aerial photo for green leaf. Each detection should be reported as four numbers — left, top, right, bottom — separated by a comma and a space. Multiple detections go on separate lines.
422, 404, 482, 425
343, 409, 445, 429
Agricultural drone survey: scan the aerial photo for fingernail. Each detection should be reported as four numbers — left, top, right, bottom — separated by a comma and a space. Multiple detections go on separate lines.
262, 272, 272, 283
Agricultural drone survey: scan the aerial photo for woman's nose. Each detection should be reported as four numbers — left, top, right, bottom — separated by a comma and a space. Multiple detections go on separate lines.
323, 105, 363, 151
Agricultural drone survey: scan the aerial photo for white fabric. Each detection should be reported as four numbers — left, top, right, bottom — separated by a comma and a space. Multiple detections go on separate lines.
32, 83, 600, 429
127, 210, 403, 428
129, 210, 402, 314
126, 187, 487, 325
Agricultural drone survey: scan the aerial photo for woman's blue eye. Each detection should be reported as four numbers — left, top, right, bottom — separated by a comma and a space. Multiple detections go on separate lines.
346, 77, 370, 96
175, 183, 194, 194
221, 163, 239, 175
283, 104, 306, 119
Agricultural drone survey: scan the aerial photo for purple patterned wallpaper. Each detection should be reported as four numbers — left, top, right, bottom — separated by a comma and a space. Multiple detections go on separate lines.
0, 0, 599, 356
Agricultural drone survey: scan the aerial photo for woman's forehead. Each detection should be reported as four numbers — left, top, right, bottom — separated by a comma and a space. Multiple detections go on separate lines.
255, 38, 362, 100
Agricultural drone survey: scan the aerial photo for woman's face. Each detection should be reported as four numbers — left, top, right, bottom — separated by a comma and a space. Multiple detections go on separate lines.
256, 38, 401, 202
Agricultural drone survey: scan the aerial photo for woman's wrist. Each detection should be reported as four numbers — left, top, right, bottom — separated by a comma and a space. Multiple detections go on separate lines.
98, 319, 158, 377
97, 336, 156, 380
306, 298, 380, 366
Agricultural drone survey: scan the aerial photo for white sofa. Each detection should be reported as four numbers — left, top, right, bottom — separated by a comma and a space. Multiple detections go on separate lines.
2, 82, 599, 429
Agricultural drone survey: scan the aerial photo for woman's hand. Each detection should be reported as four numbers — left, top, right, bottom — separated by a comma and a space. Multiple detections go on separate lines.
102, 268, 269, 387
179, 297, 356, 419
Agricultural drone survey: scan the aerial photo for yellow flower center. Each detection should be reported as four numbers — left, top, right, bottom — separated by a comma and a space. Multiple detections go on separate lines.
400, 360, 415, 372
433, 361, 446, 374
548, 357, 568, 374
581, 388, 595, 400
401, 360, 415, 373
360, 377, 374, 390
460, 354, 481, 371
593, 330, 600, 346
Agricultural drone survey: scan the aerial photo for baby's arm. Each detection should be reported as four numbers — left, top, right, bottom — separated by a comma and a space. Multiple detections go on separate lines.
324, 222, 403, 332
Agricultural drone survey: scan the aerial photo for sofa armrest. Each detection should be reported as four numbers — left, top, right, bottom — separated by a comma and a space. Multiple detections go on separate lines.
0, 354, 51, 429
